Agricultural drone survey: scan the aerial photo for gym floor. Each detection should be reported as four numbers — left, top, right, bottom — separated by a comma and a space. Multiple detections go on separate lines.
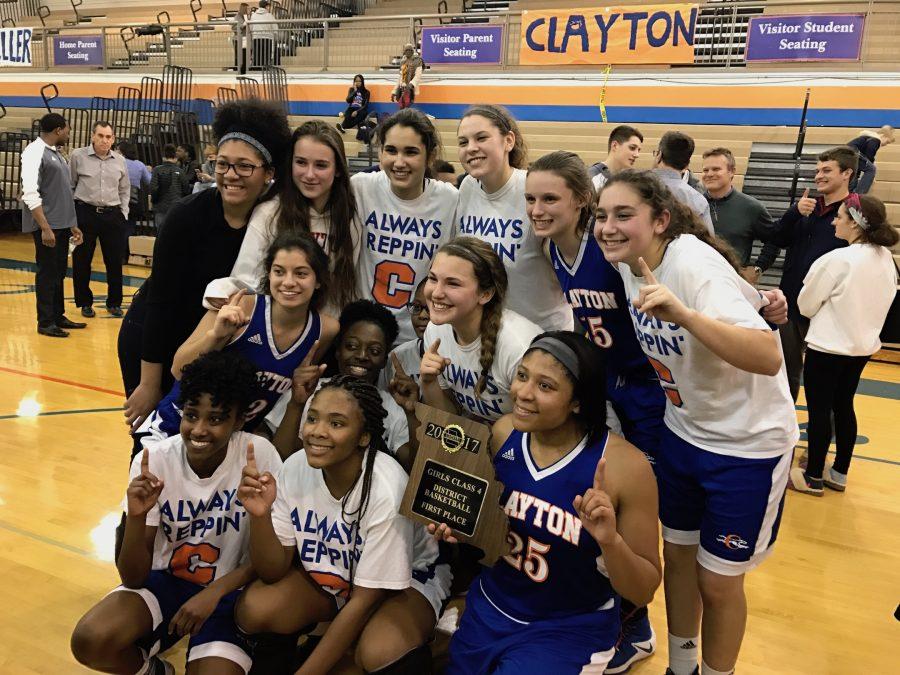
0, 231, 897, 674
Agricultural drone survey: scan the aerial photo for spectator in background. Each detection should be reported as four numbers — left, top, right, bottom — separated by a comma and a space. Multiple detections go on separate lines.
233, 2, 250, 73
337, 74, 371, 134
702, 147, 780, 285
194, 144, 219, 192
118, 140, 151, 260
392, 43, 424, 109
589, 124, 643, 188
249, 0, 276, 69
70, 121, 130, 319
651, 130, 714, 234
848, 125, 895, 194
434, 159, 456, 184
771, 146, 857, 401
20, 113, 85, 338
150, 144, 191, 232
791, 194, 899, 495
175, 143, 200, 187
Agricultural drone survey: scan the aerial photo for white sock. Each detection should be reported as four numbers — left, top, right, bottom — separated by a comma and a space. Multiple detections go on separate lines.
668, 634, 699, 675
701, 660, 735, 675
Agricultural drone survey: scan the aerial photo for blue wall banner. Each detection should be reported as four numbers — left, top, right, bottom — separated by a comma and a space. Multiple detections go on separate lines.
421, 25, 503, 64
746, 14, 864, 62
52, 35, 105, 66
0, 27, 33, 66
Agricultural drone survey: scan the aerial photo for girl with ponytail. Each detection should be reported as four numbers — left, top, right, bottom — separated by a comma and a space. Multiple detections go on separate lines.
237, 375, 451, 674
419, 236, 541, 423
595, 170, 798, 675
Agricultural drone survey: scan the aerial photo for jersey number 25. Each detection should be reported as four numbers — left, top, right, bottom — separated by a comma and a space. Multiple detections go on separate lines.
503, 531, 551, 583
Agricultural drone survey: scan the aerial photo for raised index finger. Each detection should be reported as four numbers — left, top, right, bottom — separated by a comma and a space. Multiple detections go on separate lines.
391, 351, 408, 378
593, 457, 607, 491
246, 441, 257, 470
228, 288, 247, 307
301, 340, 320, 367
637, 257, 658, 285
140, 447, 150, 475
428, 338, 441, 354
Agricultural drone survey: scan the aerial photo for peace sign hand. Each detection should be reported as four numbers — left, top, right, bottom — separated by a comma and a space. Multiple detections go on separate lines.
211, 289, 250, 339
572, 457, 617, 547
290, 340, 326, 405
420, 339, 451, 385
238, 441, 277, 517
126, 448, 164, 517
632, 257, 691, 325
389, 352, 419, 412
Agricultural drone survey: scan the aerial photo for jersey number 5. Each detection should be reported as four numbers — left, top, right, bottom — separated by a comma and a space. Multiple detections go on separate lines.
372, 260, 415, 309
503, 531, 551, 583
586, 316, 613, 348
169, 542, 221, 585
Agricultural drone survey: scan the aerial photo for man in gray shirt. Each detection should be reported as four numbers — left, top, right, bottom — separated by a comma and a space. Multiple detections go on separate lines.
652, 131, 714, 234
702, 147, 780, 285
70, 120, 130, 318
20, 113, 84, 337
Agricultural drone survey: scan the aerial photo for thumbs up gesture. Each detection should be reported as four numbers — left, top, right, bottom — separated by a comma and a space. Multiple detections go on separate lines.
126, 448, 164, 517
420, 338, 451, 385
572, 457, 617, 547
797, 187, 816, 217
238, 441, 277, 517
211, 289, 250, 339
389, 352, 420, 412
632, 257, 690, 325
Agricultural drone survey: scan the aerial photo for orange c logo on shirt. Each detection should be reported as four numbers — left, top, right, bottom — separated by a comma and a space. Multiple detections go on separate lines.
372, 260, 416, 309
168, 542, 221, 585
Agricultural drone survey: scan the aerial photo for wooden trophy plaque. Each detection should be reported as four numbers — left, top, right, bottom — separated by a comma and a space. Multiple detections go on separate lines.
400, 403, 509, 565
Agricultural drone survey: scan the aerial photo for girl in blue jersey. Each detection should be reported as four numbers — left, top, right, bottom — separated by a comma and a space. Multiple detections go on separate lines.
137, 233, 339, 455
526, 150, 667, 672
596, 171, 798, 675
433, 331, 661, 675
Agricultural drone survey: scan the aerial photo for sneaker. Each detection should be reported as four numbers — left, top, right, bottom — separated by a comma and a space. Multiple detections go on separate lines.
796, 449, 808, 470
148, 656, 175, 675
336, 123, 345, 134
81, 306, 96, 318
789, 468, 823, 496
823, 466, 847, 492
664, 669, 699, 675
108, 306, 124, 317
605, 613, 656, 673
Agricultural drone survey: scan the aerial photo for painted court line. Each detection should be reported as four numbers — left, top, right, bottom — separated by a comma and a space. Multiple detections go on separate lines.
0, 365, 125, 397
0, 518, 95, 558
0, 406, 122, 421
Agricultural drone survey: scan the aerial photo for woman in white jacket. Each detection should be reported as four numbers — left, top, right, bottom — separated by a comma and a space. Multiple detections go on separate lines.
791, 193, 899, 495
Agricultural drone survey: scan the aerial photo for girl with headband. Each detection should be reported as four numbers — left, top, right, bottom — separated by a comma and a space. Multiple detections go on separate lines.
595, 170, 798, 675
791, 193, 898, 495
432, 330, 661, 674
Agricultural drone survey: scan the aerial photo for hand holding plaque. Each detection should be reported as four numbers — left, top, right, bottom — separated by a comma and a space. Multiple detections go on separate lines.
400, 403, 509, 565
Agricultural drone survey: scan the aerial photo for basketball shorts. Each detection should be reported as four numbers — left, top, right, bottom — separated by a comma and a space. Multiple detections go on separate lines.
656, 425, 791, 575
112, 570, 252, 672
446, 577, 617, 675
608, 374, 667, 466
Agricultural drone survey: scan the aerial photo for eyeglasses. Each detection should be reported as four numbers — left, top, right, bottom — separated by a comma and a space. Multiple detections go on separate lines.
407, 302, 429, 316
214, 159, 264, 177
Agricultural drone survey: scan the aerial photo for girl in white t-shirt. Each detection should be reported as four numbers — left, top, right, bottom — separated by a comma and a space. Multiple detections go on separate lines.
205, 119, 361, 313
456, 104, 572, 332
792, 193, 899, 495
353, 109, 458, 342
595, 170, 798, 675
419, 237, 542, 424
236, 376, 450, 675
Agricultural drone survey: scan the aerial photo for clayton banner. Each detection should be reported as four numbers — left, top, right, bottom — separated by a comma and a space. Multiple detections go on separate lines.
0, 27, 33, 66
746, 14, 865, 62
519, 4, 698, 65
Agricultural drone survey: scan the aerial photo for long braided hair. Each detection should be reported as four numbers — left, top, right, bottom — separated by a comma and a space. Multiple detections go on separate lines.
436, 237, 508, 398
312, 375, 390, 591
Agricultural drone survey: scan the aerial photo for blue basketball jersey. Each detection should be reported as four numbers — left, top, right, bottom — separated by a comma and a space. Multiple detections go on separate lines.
479, 429, 618, 622
549, 230, 652, 380
144, 295, 321, 438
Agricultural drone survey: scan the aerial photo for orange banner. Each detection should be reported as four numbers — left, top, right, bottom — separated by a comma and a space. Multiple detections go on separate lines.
520, 4, 698, 65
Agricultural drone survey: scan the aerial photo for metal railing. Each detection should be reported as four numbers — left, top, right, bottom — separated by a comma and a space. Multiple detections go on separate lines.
11, 0, 900, 72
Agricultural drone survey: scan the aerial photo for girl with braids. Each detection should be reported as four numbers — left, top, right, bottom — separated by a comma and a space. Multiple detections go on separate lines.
791, 193, 898, 495
135, 232, 339, 450
236, 376, 451, 675
352, 108, 458, 342
527, 151, 666, 672
120, 99, 291, 431
204, 119, 361, 315
420, 237, 541, 423
595, 170, 798, 675
432, 331, 661, 675
455, 104, 572, 332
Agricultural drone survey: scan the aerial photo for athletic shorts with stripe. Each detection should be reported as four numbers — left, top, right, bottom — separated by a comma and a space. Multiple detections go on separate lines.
111, 570, 252, 673
656, 425, 791, 576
